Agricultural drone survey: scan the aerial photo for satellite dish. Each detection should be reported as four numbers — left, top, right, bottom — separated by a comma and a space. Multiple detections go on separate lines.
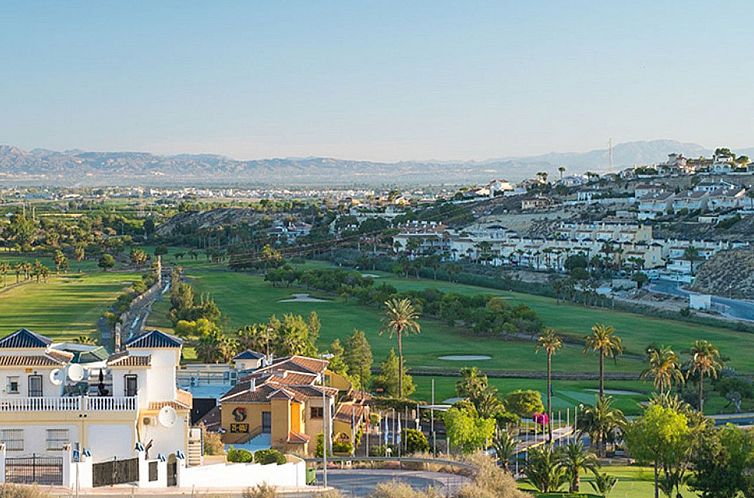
50, 369, 64, 386
67, 364, 85, 382
158, 406, 178, 428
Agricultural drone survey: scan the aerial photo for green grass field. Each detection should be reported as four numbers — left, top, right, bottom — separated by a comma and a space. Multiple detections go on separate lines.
141, 257, 754, 414
519, 464, 693, 498
0, 270, 139, 342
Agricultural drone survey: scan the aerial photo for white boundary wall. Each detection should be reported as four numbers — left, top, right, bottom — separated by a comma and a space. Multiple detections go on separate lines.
177, 457, 306, 489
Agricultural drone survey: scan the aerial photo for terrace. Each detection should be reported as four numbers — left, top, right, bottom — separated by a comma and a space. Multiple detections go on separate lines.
0, 395, 138, 412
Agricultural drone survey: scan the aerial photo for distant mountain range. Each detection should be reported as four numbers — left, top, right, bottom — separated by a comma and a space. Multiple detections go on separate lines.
1, 140, 751, 187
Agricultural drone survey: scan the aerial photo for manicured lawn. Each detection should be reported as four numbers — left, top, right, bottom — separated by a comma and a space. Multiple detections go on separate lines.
412, 376, 648, 415
167, 264, 645, 377
519, 465, 694, 498
152, 258, 754, 414
372, 271, 754, 373
0, 271, 138, 342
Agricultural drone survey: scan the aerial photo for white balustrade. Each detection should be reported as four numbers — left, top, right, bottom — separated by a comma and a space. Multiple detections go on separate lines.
0, 396, 137, 412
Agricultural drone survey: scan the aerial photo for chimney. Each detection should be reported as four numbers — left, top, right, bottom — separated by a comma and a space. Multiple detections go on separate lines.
248, 379, 256, 392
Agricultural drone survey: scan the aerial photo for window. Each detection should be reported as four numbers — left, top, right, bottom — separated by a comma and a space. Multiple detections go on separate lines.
6, 376, 19, 394
46, 429, 69, 451
1, 429, 24, 451
310, 407, 324, 419
28, 375, 43, 397
124, 375, 138, 396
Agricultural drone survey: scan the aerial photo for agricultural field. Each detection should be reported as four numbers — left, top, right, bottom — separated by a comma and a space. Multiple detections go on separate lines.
0, 270, 139, 342
147, 256, 754, 414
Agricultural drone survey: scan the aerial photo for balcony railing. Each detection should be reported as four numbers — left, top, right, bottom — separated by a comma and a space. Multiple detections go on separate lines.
0, 395, 138, 413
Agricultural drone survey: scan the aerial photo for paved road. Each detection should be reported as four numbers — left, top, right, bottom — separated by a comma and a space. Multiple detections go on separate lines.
647, 279, 754, 321
317, 469, 468, 496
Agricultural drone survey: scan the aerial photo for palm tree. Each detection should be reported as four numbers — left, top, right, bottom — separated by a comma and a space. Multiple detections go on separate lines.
381, 298, 421, 398
74, 335, 97, 345
683, 246, 700, 275
589, 471, 618, 496
0, 261, 9, 287
685, 340, 723, 412
537, 328, 562, 443
557, 441, 599, 493
577, 396, 625, 457
558, 166, 566, 180
525, 445, 566, 493
492, 430, 518, 473
641, 346, 684, 395
583, 324, 623, 399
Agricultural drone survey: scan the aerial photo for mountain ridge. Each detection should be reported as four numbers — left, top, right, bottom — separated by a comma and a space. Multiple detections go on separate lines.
0, 140, 749, 186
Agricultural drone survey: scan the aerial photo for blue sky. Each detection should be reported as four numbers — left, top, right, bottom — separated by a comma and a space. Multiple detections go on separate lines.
1, 1, 753, 161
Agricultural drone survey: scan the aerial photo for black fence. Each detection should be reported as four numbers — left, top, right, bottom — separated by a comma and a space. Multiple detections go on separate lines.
92, 457, 139, 487
5, 454, 63, 485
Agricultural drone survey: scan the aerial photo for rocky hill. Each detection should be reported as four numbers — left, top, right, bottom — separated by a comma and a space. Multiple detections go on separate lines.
692, 248, 754, 299
156, 208, 265, 237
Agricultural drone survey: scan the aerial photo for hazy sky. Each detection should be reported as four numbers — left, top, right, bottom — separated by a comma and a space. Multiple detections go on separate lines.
2, 1, 754, 162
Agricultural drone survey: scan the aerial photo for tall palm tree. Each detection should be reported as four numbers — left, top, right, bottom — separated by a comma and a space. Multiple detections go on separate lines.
557, 441, 599, 493
577, 396, 625, 457
537, 328, 562, 443
381, 298, 421, 398
0, 261, 9, 287
583, 324, 623, 399
685, 340, 723, 412
641, 346, 684, 395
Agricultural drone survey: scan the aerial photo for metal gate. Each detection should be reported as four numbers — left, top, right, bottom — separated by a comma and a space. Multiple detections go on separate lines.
167, 454, 177, 487
5, 454, 63, 485
92, 457, 139, 487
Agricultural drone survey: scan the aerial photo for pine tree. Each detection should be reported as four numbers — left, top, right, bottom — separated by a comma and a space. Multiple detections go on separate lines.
344, 329, 373, 391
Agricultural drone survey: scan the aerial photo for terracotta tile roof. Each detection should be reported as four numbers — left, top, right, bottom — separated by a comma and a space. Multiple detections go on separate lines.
287, 431, 310, 444
149, 400, 191, 410
334, 403, 367, 424
0, 352, 71, 367
107, 352, 151, 367
261, 356, 328, 375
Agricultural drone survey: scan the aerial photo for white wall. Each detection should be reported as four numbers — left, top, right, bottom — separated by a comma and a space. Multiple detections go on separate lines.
177, 459, 306, 489
140, 413, 188, 459
0, 366, 62, 397
87, 423, 136, 462
0, 424, 80, 457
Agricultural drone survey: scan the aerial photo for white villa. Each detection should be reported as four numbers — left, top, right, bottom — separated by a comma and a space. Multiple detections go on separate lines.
0, 329, 307, 490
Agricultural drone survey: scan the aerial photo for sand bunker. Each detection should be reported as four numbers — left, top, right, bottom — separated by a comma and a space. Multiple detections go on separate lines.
438, 355, 492, 361
361, 273, 381, 278
278, 293, 330, 303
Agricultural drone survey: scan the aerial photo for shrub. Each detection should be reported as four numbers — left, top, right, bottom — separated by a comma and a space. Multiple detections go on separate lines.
457, 453, 532, 498
227, 447, 253, 463
242, 483, 277, 498
402, 428, 430, 454
254, 449, 286, 465
202, 427, 225, 456
332, 440, 354, 454
0, 485, 51, 498
368, 481, 442, 498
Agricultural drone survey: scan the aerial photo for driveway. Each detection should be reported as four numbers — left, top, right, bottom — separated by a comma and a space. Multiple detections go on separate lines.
647, 279, 754, 321
317, 469, 469, 496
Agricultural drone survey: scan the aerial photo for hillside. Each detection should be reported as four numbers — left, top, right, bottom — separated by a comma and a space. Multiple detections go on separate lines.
0, 140, 738, 186
692, 248, 754, 299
